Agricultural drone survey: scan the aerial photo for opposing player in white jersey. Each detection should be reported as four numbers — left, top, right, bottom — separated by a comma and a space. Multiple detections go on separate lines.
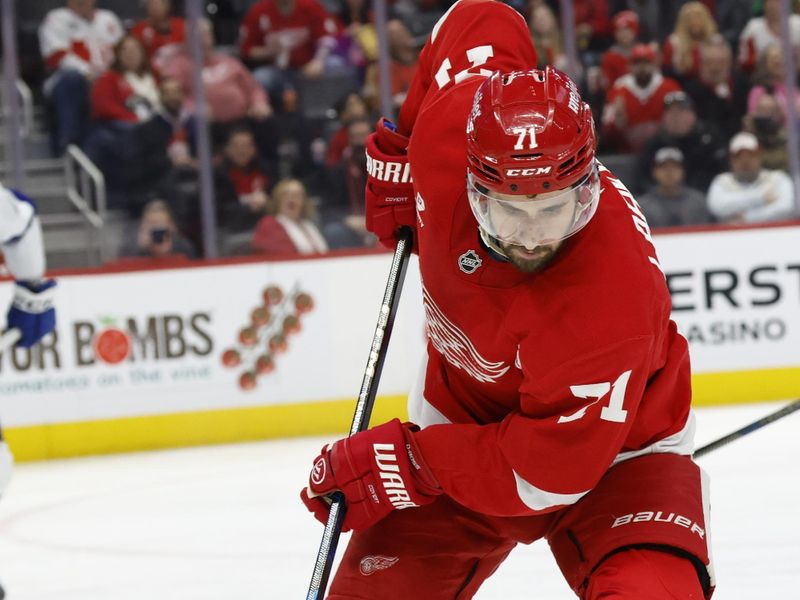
0, 185, 57, 493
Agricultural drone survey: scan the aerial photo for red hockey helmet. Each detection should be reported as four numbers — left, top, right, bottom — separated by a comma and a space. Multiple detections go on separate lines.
466, 67, 599, 249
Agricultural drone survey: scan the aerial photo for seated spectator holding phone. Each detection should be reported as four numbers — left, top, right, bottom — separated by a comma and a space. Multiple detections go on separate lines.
215, 128, 278, 234
252, 178, 328, 256
119, 199, 196, 259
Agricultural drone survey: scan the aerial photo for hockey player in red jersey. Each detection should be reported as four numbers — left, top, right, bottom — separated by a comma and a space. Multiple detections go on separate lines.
301, 1, 714, 598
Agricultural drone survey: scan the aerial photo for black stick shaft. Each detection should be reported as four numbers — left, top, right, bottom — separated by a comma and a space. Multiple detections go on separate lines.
694, 398, 800, 458
305, 229, 413, 600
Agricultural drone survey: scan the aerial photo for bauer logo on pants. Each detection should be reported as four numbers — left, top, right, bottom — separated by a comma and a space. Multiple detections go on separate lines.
359, 555, 399, 576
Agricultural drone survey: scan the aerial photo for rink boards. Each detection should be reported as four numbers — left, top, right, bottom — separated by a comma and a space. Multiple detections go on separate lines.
1, 222, 799, 460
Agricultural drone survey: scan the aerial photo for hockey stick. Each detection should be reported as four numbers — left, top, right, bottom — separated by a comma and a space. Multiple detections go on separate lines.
0, 329, 21, 354
305, 227, 413, 600
694, 398, 800, 459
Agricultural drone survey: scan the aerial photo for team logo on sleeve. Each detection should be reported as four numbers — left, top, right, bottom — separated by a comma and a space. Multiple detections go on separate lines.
458, 249, 482, 274
359, 555, 399, 576
423, 286, 509, 383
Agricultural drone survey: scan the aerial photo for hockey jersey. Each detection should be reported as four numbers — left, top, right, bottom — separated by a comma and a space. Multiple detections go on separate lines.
38, 8, 124, 75
0, 186, 45, 281
738, 15, 800, 72
398, 0, 694, 518
239, 0, 338, 69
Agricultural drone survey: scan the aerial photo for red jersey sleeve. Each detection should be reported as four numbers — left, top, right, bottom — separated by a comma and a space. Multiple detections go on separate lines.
90, 72, 137, 122
252, 216, 296, 255
398, 0, 537, 136
239, 1, 268, 61
600, 50, 628, 87
415, 334, 662, 516
662, 37, 676, 72
738, 32, 757, 73
308, 0, 339, 45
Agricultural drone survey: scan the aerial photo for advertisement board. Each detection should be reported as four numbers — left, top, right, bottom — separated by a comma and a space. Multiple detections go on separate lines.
1, 224, 798, 460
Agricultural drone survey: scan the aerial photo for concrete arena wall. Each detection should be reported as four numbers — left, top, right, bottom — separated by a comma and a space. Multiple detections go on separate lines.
1, 223, 799, 461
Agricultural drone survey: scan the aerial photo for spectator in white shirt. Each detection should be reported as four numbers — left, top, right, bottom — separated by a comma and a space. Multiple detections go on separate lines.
38, 0, 124, 155
707, 132, 796, 224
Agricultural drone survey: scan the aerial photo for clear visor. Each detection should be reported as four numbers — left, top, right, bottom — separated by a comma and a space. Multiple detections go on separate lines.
467, 167, 600, 249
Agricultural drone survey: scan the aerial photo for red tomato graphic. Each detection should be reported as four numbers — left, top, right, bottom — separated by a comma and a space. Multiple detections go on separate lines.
94, 328, 130, 364
294, 293, 314, 313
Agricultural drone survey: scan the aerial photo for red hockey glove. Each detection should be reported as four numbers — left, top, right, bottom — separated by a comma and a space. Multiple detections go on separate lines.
365, 118, 417, 250
301, 419, 441, 532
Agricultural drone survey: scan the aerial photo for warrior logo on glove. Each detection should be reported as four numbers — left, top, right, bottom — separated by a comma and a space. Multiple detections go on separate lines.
311, 456, 327, 486
301, 419, 441, 532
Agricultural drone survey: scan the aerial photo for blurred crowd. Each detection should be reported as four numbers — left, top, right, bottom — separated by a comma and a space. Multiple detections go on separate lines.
26, 0, 800, 261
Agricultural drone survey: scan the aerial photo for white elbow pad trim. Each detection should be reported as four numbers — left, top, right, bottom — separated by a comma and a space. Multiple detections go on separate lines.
611, 411, 696, 467
512, 471, 590, 511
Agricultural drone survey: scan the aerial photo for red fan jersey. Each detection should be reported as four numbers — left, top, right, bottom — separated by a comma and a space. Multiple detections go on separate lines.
398, 0, 694, 518
239, 0, 339, 69
130, 17, 186, 59
602, 72, 682, 129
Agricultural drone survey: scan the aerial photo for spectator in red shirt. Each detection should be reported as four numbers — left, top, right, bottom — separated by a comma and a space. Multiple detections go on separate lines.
90, 36, 159, 124
364, 19, 419, 112
323, 117, 374, 249
215, 127, 278, 234
601, 44, 682, 152
662, 1, 718, 82
162, 18, 276, 156
38, 0, 124, 155
572, 0, 612, 52
600, 11, 639, 89
239, 0, 339, 110
84, 35, 160, 186
325, 91, 370, 167
252, 178, 329, 256
130, 0, 186, 75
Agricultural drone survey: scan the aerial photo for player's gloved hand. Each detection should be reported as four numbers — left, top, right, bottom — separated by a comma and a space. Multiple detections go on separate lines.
301, 418, 441, 532
6, 279, 57, 348
365, 118, 417, 250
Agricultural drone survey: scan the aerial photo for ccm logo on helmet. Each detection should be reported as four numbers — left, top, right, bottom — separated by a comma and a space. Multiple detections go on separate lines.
505, 167, 552, 177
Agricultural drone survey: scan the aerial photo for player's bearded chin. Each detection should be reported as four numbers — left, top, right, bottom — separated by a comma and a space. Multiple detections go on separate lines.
500, 240, 561, 273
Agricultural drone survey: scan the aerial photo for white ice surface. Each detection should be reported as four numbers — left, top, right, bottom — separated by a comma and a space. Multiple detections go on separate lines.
0, 402, 798, 599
